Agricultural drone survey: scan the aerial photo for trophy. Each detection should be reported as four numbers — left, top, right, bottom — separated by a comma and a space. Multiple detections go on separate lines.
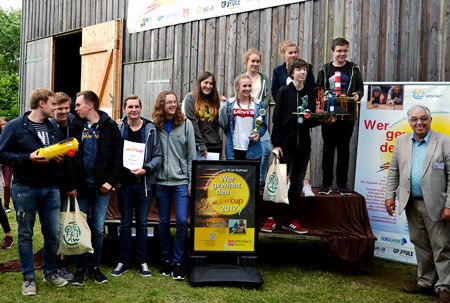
250, 108, 266, 138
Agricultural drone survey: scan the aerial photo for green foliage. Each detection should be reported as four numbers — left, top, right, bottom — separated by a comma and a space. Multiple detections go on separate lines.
0, 7, 21, 120
0, 73, 19, 120
0, 7, 21, 76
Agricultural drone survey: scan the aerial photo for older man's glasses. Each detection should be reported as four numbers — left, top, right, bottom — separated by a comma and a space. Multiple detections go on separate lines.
409, 117, 428, 123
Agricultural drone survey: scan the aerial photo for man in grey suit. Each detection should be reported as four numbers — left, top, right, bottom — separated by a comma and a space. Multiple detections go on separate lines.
385, 104, 450, 303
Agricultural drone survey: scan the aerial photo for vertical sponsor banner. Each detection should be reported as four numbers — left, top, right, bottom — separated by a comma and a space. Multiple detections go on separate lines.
191, 161, 258, 254
355, 82, 450, 264
127, 0, 306, 32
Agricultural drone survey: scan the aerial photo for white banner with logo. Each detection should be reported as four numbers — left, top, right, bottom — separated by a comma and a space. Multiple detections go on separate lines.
355, 82, 450, 264
127, 0, 307, 32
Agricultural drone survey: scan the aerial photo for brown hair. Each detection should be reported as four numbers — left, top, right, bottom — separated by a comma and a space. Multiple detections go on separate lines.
278, 40, 299, 57
288, 58, 308, 77
29, 88, 55, 110
193, 72, 220, 122
331, 37, 349, 50
152, 91, 185, 131
243, 48, 262, 66
123, 94, 142, 108
76, 90, 100, 110
234, 74, 252, 112
55, 92, 71, 105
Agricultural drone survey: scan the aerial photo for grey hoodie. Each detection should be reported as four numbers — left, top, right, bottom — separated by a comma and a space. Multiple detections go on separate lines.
156, 118, 196, 187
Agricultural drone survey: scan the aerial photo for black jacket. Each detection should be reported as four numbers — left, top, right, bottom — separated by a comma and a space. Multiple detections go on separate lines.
271, 82, 319, 152
0, 112, 61, 187
66, 111, 123, 193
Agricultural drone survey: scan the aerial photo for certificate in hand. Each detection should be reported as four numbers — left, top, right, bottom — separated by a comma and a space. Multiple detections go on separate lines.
123, 140, 146, 170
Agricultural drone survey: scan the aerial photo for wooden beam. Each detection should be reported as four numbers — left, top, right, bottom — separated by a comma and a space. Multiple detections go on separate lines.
97, 48, 114, 101
80, 41, 115, 55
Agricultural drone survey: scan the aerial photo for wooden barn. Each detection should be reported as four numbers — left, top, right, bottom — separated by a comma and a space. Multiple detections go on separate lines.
18, 0, 450, 189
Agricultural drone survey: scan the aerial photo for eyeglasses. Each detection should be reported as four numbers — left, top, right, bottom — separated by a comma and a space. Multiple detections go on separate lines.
409, 117, 428, 123
165, 101, 178, 105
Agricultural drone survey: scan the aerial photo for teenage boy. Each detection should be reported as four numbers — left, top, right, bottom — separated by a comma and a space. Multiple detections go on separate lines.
66, 90, 123, 285
0, 88, 68, 295
49, 92, 76, 281
111, 95, 163, 277
262, 58, 320, 234
316, 37, 364, 196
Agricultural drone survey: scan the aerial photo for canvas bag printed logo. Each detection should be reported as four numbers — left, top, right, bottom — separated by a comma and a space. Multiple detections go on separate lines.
57, 198, 94, 255
63, 221, 82, 246
266, 171, 279, 195
263, 151, 289, 204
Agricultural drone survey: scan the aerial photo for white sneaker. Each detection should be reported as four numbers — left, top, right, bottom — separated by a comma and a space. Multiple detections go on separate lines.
303, 184, 315, 197
43, 272, 68, 286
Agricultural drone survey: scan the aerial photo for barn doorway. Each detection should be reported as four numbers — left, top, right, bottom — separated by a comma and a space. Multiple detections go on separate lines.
53, 32, 82, 105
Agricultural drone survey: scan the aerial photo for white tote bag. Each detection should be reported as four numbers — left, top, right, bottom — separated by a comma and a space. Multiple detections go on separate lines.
263, 152, 289, 204
57, 198, 94, 255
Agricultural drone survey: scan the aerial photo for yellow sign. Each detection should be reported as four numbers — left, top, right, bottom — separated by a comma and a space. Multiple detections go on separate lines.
206, 172, 249, 215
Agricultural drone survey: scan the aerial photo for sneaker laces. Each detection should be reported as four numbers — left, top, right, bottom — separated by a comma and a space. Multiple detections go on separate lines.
24, 278, 34, 287
140, 263, 150, 271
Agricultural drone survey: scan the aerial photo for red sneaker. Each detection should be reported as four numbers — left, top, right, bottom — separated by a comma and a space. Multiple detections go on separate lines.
1, 235, 13, 249
261, 217, 276, 233
282, 219, 308, 234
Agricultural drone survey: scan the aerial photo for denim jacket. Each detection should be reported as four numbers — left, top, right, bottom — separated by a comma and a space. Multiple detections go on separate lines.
218, 97, 267, 160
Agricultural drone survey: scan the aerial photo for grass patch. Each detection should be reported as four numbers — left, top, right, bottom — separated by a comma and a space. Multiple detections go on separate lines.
0, 207, 435, 303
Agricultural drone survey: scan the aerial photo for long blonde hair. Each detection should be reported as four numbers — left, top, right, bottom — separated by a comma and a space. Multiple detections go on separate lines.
234, 74, 252, 112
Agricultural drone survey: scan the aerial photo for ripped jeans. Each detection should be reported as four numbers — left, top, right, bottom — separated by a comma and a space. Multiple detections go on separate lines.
11, 182, 60, 280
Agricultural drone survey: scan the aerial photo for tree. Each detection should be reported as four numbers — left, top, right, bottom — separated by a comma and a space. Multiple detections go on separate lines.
0, 7, 21, 120
0, 7, 21, 76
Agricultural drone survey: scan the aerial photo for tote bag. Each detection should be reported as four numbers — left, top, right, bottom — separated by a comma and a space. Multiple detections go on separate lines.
263, 152, 289, 204
57, 198, 94, 255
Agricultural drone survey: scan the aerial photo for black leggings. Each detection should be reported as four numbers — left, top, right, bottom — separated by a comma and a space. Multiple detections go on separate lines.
0, 199, 11, 234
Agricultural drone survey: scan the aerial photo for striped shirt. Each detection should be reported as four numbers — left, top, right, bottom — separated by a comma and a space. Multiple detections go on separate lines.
31, 122, 50, 146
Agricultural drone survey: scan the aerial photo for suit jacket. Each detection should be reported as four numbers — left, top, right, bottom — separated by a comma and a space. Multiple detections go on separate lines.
386, 129, 450, 221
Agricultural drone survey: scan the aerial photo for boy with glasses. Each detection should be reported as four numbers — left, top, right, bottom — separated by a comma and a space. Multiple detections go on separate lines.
316, 37, 364, 196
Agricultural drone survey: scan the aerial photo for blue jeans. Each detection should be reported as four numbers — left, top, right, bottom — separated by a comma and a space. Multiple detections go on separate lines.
155, 184, 189, 265
11, 182, 60, 279
260, 139, 271, 183
117, 182, 152, 265
76, 185, 110, 269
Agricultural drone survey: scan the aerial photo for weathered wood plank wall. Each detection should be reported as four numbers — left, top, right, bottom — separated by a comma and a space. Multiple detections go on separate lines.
19, 0, 450, 188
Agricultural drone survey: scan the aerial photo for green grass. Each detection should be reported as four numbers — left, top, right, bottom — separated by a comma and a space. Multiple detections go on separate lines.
0, 208, 435, 303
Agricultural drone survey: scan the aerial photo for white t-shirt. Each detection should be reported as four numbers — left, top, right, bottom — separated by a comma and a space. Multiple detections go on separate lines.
251, 74, 262, 100
232, 102, 255, 151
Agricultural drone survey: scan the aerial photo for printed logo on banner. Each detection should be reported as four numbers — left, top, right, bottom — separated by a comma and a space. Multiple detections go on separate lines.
413, 88, 425, 99
374, 245, 386, 253
166, 12, 180, 19
221, 0, 241, 8
380, 236, 407, 245
393, 248, 414, 257
183, 8, 189, 18
140, 17, 151, 28
197, 5, 214, 14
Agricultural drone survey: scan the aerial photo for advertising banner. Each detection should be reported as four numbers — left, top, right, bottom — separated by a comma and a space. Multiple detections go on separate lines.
191, 161, 258, 254
355, 82, 450, 264
127, 0, 306, 32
